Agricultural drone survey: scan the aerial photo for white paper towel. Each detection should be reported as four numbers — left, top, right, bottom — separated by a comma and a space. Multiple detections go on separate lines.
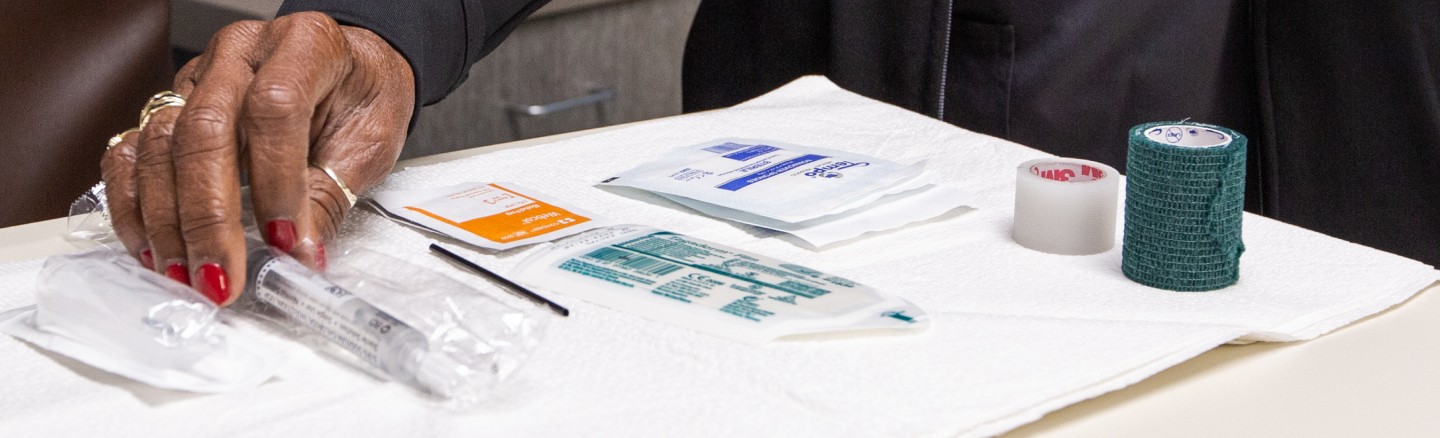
1, 76, 1436, 437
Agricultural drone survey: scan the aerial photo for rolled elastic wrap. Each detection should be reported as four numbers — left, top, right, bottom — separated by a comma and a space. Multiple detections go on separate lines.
1121, 121, 1247, 291
1012, 158, 1120, 255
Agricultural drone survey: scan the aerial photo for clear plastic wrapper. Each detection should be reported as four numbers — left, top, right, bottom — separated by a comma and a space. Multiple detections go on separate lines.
233, 237, 548, 407
0, 248, 283, 392
65, 181, 122, 250
0, 183, 282, 392
6, 182, 549, 405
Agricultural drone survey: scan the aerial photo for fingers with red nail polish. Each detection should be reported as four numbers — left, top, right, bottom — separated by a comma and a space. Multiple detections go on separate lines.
315, 242, 327, 271
139, 248, 154, 270
100, 15, 410, 309
197, 263, 230, 305
165, 263, 190, 284
265, 220, 297, 253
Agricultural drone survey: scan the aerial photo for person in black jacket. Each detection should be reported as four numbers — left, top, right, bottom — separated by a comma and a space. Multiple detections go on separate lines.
100, 0, 1439, 305
682, 0, 1440, 267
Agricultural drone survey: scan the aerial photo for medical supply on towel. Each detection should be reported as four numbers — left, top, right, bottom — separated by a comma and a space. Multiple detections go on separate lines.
1012, 158, 1120, 255
244, 241, 546, 406
0, 248, 284, 393
430, 243, 570, 317
600, 138, 926, 222
370, 182, 606, 251
512, 224, 929, 345
600, 139, 971, 246
66, 182, 121, 250
1122, 121, 1248, 291
49, 181, 546, 405
654, 182, 973, 247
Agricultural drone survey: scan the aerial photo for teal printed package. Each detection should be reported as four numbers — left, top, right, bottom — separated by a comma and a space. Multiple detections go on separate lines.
513, 224, 930, 344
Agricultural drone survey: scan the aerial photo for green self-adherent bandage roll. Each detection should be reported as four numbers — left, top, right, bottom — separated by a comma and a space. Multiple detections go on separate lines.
1121, 121, 1247, 291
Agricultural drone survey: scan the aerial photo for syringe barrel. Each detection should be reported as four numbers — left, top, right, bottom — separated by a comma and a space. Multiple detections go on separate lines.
246, 247, 427, 381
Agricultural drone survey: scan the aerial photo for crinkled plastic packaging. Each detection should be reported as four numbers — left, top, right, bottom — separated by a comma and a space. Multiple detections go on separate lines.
235, 239, 548, 408
2, 182, 547, 406
65, 181, 123, 250
0, 248, 284, 392
0, 182, 282, 392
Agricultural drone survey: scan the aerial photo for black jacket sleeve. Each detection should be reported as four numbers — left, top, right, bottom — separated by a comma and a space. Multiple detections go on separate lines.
277, 0, 550, 107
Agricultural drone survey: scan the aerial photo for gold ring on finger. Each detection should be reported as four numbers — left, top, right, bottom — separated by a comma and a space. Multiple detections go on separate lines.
107, 127, 142, 151
319, 165, 359, 208
139, 91, 187, 130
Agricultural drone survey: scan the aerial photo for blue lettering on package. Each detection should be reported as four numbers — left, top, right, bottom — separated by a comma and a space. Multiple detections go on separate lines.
803, 161, 869, 178
715, 154, 829, 191
722, 145, 781, 161
703, 142, 749, 154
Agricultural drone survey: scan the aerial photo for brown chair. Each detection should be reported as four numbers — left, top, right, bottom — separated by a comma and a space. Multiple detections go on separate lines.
0, 0, 172, 227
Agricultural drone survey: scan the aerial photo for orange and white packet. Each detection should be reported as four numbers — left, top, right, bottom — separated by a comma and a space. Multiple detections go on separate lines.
370, 182, 608, 251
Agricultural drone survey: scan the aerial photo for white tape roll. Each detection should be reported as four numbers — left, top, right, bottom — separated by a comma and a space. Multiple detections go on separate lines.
1012, 158, 1120, 255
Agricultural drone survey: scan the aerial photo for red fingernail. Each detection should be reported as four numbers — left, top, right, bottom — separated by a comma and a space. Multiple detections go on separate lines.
140, 248, 154, 270
265, 220, 297, 253
198, 263, 230, 305
315, 242, 328, 271
165, 263, 190, 284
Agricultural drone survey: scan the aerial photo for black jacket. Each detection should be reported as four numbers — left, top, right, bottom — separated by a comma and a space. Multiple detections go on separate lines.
684, 0, 1440, 266
278, 0, 551, 107
279, 0, 1440, 265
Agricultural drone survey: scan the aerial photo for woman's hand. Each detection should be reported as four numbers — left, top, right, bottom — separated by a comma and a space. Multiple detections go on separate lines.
101, 12, 414, 305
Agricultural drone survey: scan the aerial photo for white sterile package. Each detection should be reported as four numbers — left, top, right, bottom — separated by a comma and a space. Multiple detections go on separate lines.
512, 224, 929, 345
599, 139, 967, 233
0, 248, 284, 393
370, 181, 607, 251
657, 183, 975, 247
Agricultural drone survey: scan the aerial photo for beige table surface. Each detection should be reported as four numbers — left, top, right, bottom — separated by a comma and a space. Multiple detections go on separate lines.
3, 126, 1437, 437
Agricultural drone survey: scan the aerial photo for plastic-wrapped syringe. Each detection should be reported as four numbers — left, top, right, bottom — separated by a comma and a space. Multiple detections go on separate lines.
245, 242, 543, 405
58, 181, 543, 404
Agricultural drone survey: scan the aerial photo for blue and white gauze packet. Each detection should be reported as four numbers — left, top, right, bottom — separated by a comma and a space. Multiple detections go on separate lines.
513, 224, 929, 345
599, 138, 973, 246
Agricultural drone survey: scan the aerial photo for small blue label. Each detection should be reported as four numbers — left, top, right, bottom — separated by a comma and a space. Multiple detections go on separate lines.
703, 142, 749, 154
803, 160, 869, 178
722, 145, 781, 161
715, 154, 828, 191
1165, 127, 1184, 143
883, 311, 916, 323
